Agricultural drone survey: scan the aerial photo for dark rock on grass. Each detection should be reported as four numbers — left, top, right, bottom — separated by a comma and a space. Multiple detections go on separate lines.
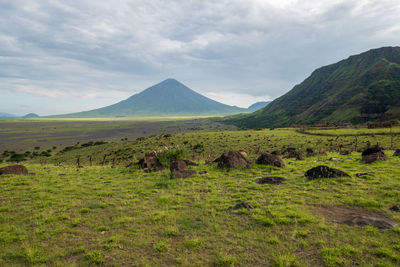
356, 173, 371, 178
306, 148, 327, 157
394, 149, 400, 156
228, 202, 254, 211
257, 176, 286, 185
170, 160, 196, 179
340, 150, 351, 155
282, 148, 305, 160
305, 165, 350, 180
183, 160, 199, 166
339, 215, 398, 229
390, 205, 400, 212
198, 171, 208, 175
214, 151, 251, 170
256, 152, 285, 168
171, 170, 196, 178
125, 162, 133, 168
0, 165, 29, 175
361, 145, 388, 163
138, 152, 161, 169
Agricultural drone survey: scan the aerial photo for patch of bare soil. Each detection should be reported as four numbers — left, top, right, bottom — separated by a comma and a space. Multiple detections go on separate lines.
313, 205, 398, 229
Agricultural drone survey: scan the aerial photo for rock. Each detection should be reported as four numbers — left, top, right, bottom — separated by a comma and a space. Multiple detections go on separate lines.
170, 160, 196, 178
340, 150, 351, 155
256, 152, 285, 168
338, 215, 398, 229
198, 171, 208, 175
171, 169, 196, 178
229, 202, 254, 211
390, 205, 400, 212
125, 162, 133, 168
356, 173, 371, 178
0, 165, 29, 175
256, 176, 286, 185
361, 145, 388, 163
170, 160, 187, 172
282, 148, 305, 160
183, 160, 199, 166
214, 151, 251, 170
394, 149, 400, 157
305, 165, 350, 180
138, 152, 161, 169
306, 148, 326, 157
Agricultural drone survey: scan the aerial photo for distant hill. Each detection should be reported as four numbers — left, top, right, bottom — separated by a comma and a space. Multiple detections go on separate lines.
0, 112, 18, 119
22, 113, 39, 118
247, 101, 271, 112
226, 46, 400, 128
54, 79, 247, 118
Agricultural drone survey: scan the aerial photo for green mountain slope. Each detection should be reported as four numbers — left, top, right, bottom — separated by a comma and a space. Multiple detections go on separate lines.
55, 79, 247, 118
226, 46, 400, 128
247, 101, 271, 112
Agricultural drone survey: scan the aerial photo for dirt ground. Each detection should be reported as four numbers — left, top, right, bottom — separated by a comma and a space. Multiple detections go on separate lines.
0, 119, 236, 152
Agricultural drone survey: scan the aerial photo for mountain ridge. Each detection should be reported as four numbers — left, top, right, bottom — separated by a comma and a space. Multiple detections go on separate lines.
225, 46, 400, 128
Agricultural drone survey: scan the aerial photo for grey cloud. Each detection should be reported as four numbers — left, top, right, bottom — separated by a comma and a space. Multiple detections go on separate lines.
1, 0, 400, 114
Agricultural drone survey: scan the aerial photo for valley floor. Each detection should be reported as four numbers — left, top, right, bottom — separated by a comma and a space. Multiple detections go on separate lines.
1, 126, 400, 266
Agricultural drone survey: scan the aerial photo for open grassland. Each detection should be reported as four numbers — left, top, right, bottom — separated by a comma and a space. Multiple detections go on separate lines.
1, 127, 400, 266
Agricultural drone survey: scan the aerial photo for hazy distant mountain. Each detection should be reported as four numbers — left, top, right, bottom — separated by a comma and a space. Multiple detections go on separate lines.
227, 46, 400, 128
0, 112, 18, 119
247, 101, 271, 112
54, 79, 247, 117
22, 113, 39, 118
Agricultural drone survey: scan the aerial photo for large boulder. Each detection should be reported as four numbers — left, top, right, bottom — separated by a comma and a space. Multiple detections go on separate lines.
256, 152, 285, 168
214, 151, 251, 170
170, 160, 196, 178
0, 165, 29, 175
305, 165, 350, 180
361, 145, 388, 163
138, 152, 161, 169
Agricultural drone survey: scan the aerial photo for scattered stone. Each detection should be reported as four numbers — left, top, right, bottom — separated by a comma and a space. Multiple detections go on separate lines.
214, 151, 251, 170
198, 171, 208, 175
256, 152, 285, 168
361, 145, 388, 163
282, 148, 305, 160
271, 150, 281, 156
390, 205, 400, 212
125, 162, 133, 168
0, 165, 29, 176
228, 202, 254, 211
256, 176, 286, 185
306, 148, 327, 157
183, 160, 199, 166
394, 149, 400, 157
340, 150, 351, 155
356, 173, 371, 178
305, 165, 350, 180
170, 160, 196, 179
138, 152, 161, 169
339, 216, 398, 229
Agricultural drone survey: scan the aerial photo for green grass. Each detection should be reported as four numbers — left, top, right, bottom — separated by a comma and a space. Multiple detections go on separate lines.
1, 127, 400, 265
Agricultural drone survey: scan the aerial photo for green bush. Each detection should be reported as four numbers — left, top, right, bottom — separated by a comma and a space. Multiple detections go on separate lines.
157, 148, 189, 167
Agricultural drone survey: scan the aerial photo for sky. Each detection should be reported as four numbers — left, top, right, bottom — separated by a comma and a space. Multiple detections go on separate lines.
1, 0, 400, 116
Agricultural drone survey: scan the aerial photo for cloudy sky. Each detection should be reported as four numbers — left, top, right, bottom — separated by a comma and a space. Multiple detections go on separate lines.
1, 0, 400, 115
